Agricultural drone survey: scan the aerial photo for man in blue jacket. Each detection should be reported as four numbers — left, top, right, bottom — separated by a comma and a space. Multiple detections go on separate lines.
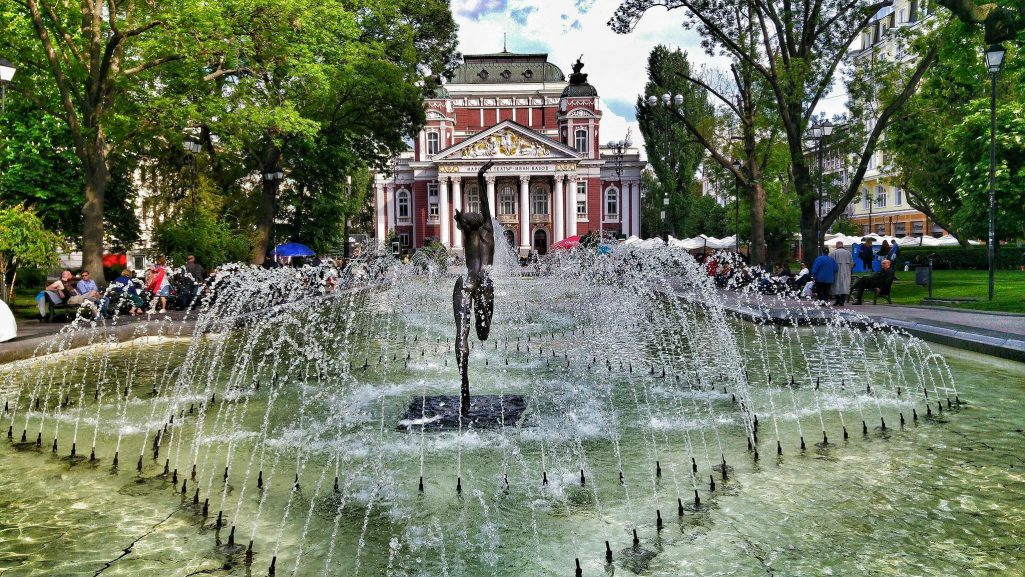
810, 248, 838, 303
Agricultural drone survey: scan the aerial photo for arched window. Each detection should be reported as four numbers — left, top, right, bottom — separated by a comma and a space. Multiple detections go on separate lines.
605, 187, 619, 218
500, 185, 516, 215
397, 189, 411, 222
465, 184, 481, 214
531, 186, 549, 215
574, 129, 588, 153
426, 132, 440, 155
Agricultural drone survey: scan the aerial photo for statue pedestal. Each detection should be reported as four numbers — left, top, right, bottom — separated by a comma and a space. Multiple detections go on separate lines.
398, 394, 526, 431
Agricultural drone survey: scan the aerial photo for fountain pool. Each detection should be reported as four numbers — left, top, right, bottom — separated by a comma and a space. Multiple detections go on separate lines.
0, 248, 1022, 577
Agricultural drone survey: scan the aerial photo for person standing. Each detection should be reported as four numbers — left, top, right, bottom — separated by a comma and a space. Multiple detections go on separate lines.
859, 237, 875, 271
831, 241, 854, 306
810, 247, 838, 304
184, 255, 205, 307
146, 257, 171, 313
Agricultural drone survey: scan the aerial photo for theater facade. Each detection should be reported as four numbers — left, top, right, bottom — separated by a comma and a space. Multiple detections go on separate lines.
373, 51, 645, 256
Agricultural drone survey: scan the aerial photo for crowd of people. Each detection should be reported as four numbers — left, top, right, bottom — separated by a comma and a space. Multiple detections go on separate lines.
35, 255, 212, 321
696, 235, 900, 307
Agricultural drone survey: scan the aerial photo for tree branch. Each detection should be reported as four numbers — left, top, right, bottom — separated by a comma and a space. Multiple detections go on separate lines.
670, 70, 747, 123
823, 43, 939, 226
122, 54, 184, 76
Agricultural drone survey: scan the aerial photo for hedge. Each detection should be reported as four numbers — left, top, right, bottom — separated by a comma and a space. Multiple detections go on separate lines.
898, 245, 1025, 270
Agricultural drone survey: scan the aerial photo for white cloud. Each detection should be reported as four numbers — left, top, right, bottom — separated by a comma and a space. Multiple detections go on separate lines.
454, 0, 724, 157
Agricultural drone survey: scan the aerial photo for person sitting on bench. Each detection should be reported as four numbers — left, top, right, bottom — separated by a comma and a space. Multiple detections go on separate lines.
851, 259, 895, 305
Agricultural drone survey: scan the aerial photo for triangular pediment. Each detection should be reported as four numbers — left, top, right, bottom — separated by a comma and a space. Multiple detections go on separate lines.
434, 120, 581, 161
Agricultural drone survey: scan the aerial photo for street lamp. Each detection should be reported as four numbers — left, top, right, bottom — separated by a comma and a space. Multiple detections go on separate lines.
183, 136, 201, 209
807, 120, 833, 250
646, 92, 684, 242
984, 43, 1005, 301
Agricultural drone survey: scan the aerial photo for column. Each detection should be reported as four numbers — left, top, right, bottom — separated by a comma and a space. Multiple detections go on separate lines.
485, 175, 496, 218
452, 177, 463, 249
375, 184, 386, 242
566, 177, 578, 238
439, 177, 451, 247
519, 175, 530, 253
631, 180, 641, 238
553, 175, 564, 242
386, 184, 396, 233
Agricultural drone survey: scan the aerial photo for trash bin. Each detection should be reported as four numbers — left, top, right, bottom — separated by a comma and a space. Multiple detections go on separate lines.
915, 265, 931, 287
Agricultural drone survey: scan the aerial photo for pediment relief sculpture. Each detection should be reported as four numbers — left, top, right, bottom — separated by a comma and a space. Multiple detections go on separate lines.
460, 128, 552, 159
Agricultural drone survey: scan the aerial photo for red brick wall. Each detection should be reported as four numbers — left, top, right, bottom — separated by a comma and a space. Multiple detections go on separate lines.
413, 180, 429, 247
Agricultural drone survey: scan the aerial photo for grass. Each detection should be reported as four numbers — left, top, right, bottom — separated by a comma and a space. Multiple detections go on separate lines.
883, 269, 1025, 314
5, 287, 46, 322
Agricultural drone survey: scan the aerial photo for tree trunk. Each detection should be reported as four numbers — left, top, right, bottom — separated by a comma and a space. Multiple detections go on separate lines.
793, 164, 820, 267
82, 147, 109, 282
252, 177, 279, 264
748, 181, 767, 265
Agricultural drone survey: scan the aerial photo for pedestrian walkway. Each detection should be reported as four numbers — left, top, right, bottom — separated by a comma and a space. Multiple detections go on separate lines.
677, 285, 1025, 363
0, 312, 193, 364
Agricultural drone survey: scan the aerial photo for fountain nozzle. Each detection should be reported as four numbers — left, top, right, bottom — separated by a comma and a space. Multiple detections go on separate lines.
456, 476, 462, 495
656, 509, 663, 531
575, 558, 582, 577
632, 529, 640, 547
418, 476, 424, 492
694, 489, 701, 507
268, 555, 276, 576
777, 440, 782, 456
245, 541, 254, 564
605, 540, 613, 564
579, 469, 586, 486
709, 475, 716, 491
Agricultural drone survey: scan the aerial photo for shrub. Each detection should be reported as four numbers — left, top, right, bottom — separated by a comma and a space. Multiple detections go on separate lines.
153, 211, 252, 268
899, 246, 1025, 270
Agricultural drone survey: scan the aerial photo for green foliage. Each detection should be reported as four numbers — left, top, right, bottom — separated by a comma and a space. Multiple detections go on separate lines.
0, 204, 63, 301
886, 22, 1025, 242
153, 210, 252, 268
636, 46, 714, 236
899, 245, 1025, 269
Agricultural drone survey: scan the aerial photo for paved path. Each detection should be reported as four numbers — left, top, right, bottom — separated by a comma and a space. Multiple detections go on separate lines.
702, 288, 1025, 363
0, 312, 194, 364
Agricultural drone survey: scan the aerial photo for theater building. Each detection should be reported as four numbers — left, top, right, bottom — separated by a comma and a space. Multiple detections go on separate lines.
373, 51, 645, 256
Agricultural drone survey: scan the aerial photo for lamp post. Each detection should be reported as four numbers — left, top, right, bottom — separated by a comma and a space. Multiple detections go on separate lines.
183, 137, 201, 210
807, 120, 833, 250
647, 92, 683, 242
612, 139, 626, 241
984, 43, 1005, 301
732, 159, 742, 254
0, 58, 15, 115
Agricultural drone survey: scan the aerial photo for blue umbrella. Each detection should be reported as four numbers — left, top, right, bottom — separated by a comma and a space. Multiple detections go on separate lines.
271, 242, 316, 257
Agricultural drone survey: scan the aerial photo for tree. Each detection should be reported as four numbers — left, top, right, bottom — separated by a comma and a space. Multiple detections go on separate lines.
885, 22, 1025, 244
611, 0, 940, 264
0, 204, 62, 302
937, 0, 1025, 43
191, 0, 457, 263
3, 0, 199, 281
636, 46, 714, 238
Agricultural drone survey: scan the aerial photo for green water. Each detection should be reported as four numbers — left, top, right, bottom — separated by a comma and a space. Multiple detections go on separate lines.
0, 287, 1023, 576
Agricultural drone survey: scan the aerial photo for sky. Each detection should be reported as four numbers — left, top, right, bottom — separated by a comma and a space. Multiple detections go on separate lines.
450, 0, 848, 156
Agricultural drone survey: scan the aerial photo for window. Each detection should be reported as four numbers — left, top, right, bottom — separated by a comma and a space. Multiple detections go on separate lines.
399, 233, 410, 247
894, 187, 903, 205
574, 129, 588, 153
428, 183, 439, 221
875, 185, 886, 207
875, 224, 886, 235
605, 187, 619, 218
861, 224, 871, 235
576, 182, 587, 217
500, 185, 516, 215
427, 132, 440, 156
932, 222, 944, 237
895, 222, 907, 237
861, 189, 870, 210
531, 186, 549, 215
465, 184, 481, 214
912, 221, 924, 236
397, 190, 411, 223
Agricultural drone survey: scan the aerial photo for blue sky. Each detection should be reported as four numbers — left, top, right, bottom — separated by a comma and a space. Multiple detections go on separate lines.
450, 0, 709, 152
450, 0, 847, 155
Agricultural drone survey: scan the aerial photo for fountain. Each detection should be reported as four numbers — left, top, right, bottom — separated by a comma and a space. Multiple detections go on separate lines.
1, 241, 1023, 577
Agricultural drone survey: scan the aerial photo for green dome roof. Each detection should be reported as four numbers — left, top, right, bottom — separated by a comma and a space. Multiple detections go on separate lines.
451, 52, 566, 84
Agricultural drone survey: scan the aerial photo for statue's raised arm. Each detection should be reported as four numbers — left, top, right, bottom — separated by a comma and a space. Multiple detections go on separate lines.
477, 159, 494, 223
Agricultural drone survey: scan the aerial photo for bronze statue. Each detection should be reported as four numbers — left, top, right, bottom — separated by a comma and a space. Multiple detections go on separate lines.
453, 160, 495, 417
